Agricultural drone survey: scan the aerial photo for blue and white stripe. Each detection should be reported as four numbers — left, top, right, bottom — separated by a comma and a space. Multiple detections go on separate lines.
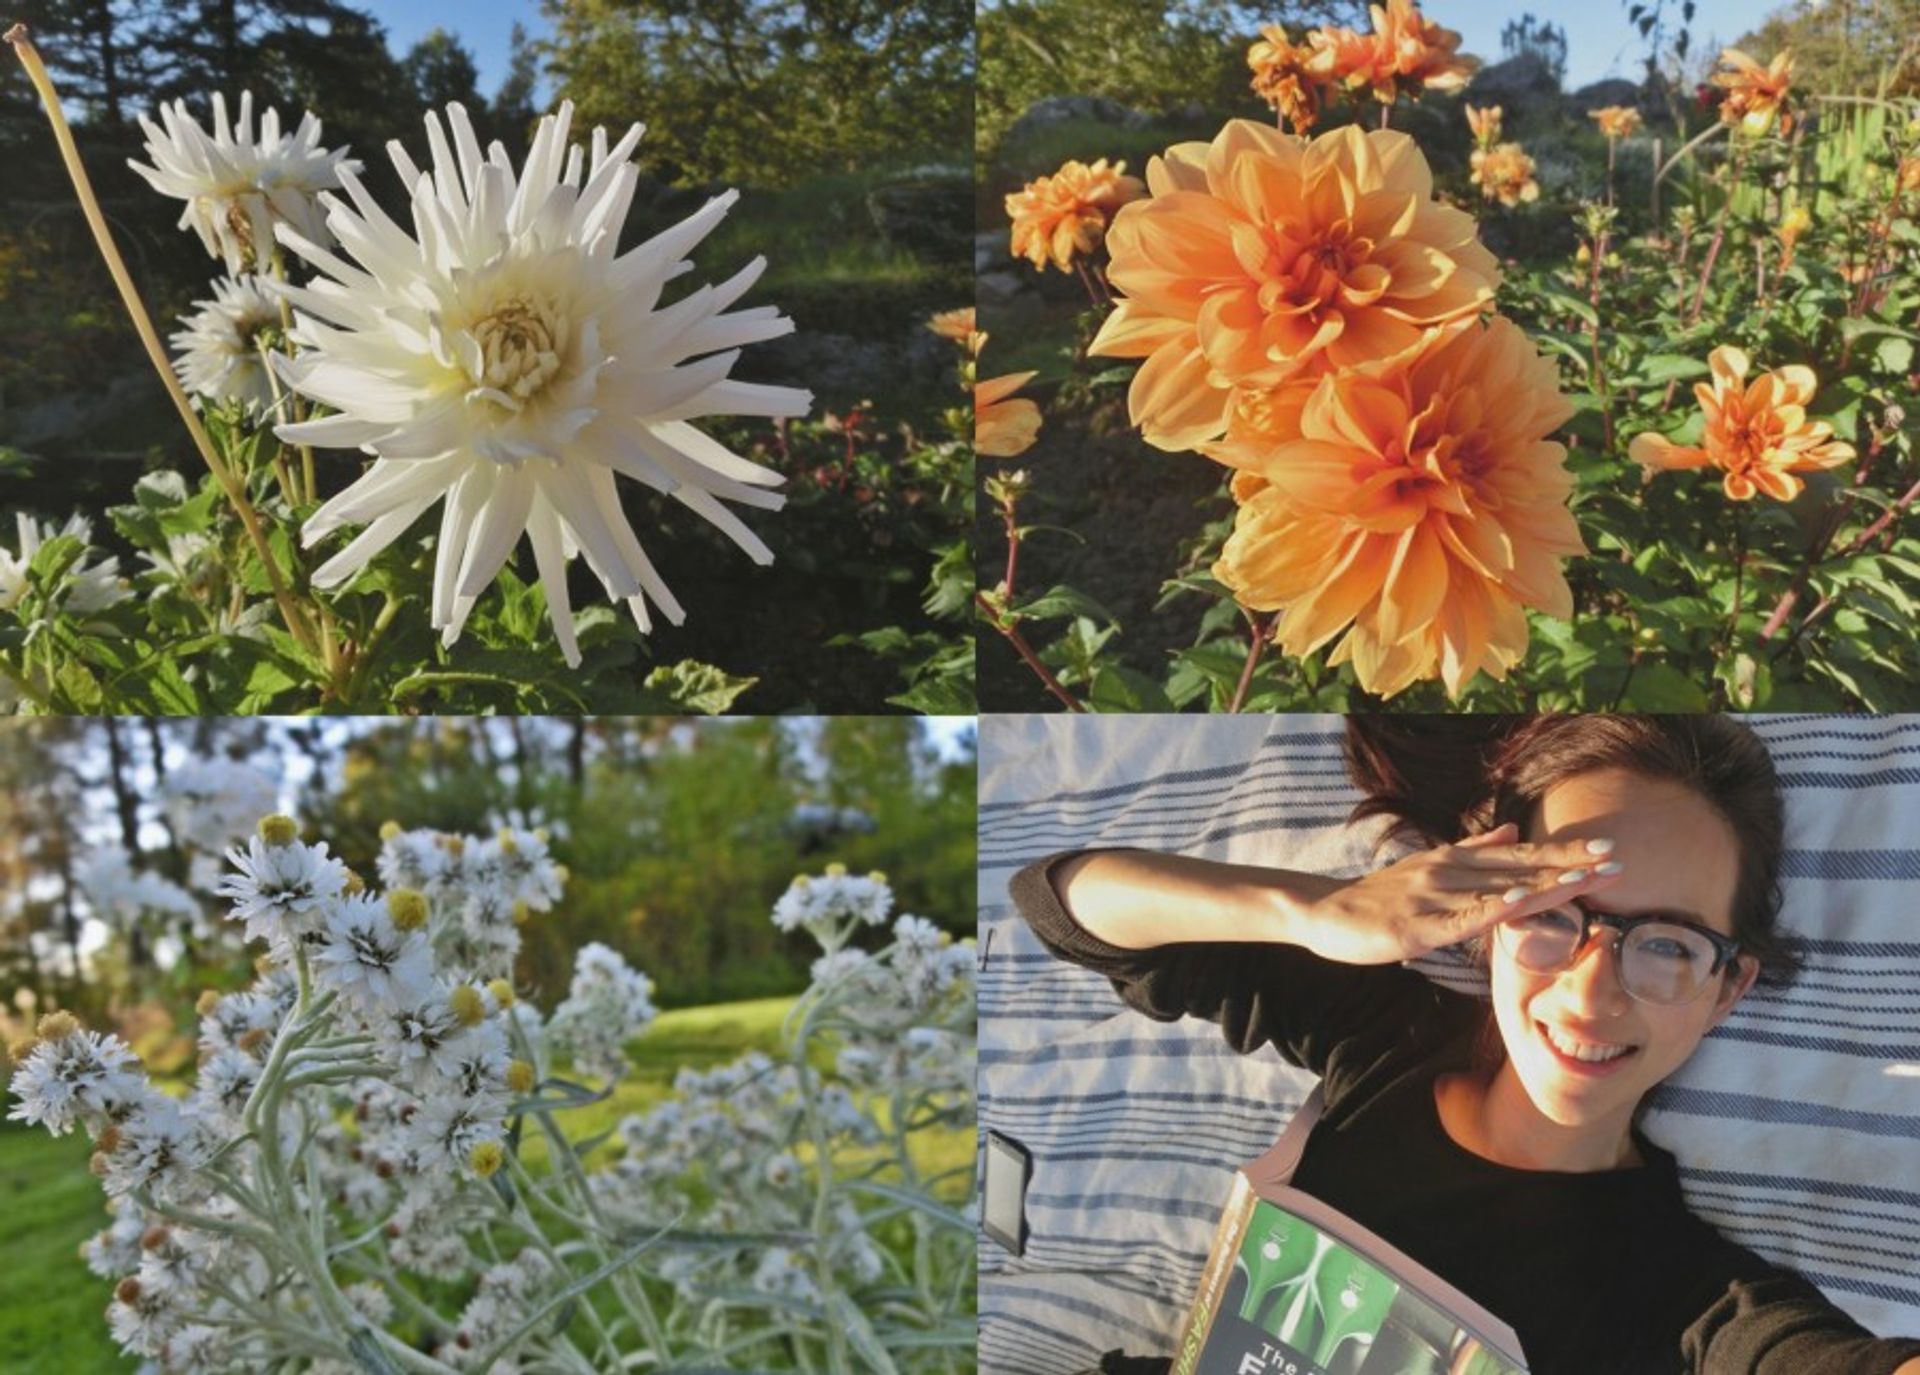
977, 714, 1920, 1374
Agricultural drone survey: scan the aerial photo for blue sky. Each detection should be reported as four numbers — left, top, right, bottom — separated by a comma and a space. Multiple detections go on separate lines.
366, 1, 1783, 102
367, 0, 548, 96
1403, 1, 1775, 89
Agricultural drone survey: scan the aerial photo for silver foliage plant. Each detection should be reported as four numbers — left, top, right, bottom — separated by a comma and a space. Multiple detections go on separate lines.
4, 820, 977, 1373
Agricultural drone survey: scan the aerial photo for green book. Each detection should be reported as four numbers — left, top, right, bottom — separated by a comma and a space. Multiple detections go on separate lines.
1169, 1096, 1530, 1375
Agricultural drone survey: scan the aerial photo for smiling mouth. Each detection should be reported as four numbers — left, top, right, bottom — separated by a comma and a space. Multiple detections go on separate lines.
1537, 1020, 1641, 1075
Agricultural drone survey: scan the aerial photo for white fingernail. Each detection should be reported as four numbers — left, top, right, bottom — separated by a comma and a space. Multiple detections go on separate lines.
1558, 869, 1588, 885
1585, 838, 1616, 856
1595, 860, 1624, 876
1502, 886, 1529, 904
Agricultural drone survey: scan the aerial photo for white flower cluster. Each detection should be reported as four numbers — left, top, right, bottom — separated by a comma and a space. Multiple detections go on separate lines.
6, 845, 971, 1374
374, 823, 565, 979
129, 91, 355, 275
159, 759, 281, 890
593, 870, 975, 1322
770, 863, 894, 948
548, 941, 657, 1083
0, 513, 130, 618
170, 274, 284, 414
75, 848, 199, 928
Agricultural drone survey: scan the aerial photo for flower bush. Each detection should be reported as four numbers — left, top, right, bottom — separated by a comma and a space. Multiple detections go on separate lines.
4, 820, 976, 1373
979, 4, 1920, 711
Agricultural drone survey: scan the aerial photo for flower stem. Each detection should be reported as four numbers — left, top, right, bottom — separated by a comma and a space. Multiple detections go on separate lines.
1687, 141, 1749, 326
5, 25, 321, 659
1227, 612, 1274, 713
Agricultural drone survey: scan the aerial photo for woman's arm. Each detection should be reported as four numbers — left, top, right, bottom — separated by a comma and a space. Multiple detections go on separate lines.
1046, 824, 1623, 964
1010, 825, 1624, 1078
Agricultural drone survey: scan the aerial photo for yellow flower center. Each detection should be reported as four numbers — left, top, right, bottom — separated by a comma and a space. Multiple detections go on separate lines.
470, 298, 566, 407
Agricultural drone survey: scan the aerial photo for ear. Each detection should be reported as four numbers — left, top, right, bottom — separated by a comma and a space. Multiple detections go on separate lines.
1708, 955, 1760, 1028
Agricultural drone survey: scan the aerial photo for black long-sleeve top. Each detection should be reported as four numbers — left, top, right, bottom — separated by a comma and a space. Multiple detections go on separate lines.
1011, 852, 1920, 1375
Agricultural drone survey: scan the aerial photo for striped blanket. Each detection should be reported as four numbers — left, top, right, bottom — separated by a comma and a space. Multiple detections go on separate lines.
977, 714, 1920, 1374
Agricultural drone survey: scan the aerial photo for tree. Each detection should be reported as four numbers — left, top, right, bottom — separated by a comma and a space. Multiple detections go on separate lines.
1740, 0, 1920, 97
540, 0, 972, 186
1501, 13, 1567, 86
403, 26, 485, 113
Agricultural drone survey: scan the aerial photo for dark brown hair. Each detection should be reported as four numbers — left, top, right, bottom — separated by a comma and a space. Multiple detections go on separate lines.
1342, 715, 1800, 989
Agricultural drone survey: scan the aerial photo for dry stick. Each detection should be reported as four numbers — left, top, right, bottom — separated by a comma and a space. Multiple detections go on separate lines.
6, 25, 320, 657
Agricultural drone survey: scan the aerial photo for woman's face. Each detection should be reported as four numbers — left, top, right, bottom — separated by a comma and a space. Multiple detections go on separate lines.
1489, 767, 1759, 1131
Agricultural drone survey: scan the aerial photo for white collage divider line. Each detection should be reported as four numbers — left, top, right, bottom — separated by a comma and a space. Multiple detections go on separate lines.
976, 714, 1920, 1375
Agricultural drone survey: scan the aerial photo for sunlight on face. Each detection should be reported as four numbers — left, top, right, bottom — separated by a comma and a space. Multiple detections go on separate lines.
1490, 768, 1756, 1131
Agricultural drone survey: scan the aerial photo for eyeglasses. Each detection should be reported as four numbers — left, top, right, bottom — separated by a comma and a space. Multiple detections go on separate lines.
1497, 901, 1744, 1006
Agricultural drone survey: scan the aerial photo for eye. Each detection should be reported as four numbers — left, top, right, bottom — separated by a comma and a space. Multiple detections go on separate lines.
1515, 907, 1581, 936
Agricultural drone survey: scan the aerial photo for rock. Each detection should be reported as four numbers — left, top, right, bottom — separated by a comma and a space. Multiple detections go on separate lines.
867, 174, 972, 260
976, 267, 1030, 305
975, 230, 1011, 275
1570, 78, 1644, 113
1468, 52, 1562, 108
1006, 95, 1153, 143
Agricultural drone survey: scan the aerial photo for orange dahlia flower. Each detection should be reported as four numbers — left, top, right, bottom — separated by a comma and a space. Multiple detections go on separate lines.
1589, 105, 1642, 140
1629, 347, 1854, 502
1249, 26, 1326, 132
1712, 48, 1793, 137
1470, 142, 1540, 207
1307, 0, 1478, 106
1213, 317, 1583, 698
927, 306, 984, 357
1005, 159, 1146, 273
976, 372, 1042, 458
1090, 121, 1500, 452
1465, 104, 1503, 148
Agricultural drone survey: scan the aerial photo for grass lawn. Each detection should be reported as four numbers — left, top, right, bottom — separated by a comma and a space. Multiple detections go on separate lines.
0, 994, 974, 1372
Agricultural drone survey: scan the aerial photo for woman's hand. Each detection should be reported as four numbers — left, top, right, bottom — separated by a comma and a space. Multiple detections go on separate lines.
1295, 823, 1625, 966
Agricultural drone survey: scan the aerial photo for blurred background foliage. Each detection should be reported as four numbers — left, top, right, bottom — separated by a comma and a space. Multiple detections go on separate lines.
0, 716, 976, 1031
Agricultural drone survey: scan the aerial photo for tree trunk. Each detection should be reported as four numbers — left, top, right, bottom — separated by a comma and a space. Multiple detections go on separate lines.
103, 717, 150, 970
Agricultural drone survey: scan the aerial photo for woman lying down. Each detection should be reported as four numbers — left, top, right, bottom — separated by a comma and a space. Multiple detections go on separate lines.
1012, 715, 1920, 1375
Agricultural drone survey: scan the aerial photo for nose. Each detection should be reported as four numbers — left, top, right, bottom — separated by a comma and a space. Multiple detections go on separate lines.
1555, 928, 1631, 1017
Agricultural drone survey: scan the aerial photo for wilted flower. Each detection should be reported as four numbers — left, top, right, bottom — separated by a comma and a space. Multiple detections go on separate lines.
1589, 105, 1642, 140
128, 92, 355, 275
926, 306, 983, 357
1306, 0, 1478, 106
1776, 204, 1812, 270
1712, 48, 1793, 137
1004, 158, 1145, 272
1092, 121, 1499, 452
271, 101, 810, 668
170, 274, 282, 414
0, 514, 129, 616
1898, 157, 1920, 196
1248, 27, 1326, 132
1470, 142, 1541, 206
1465, 104, 1503, 148
975, 372, 1042, 457
1213, 317, 1584, 698
1629, 346, 1854, 502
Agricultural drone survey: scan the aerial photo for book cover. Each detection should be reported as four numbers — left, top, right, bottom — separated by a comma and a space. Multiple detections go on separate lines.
1170, 1176, 1530, 1375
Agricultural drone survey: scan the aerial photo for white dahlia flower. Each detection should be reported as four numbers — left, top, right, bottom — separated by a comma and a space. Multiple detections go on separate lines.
0, 514, 130, 615
269, 101, 811, 666
129, 92, 355, 275
170, 275, 283, 413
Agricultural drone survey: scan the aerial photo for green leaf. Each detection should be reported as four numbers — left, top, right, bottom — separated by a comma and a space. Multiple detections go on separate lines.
643, 661, 757, 714
1089, 665, 1173, 712
1014, 583, 1118, 626
887, 676, 975, 715
1620, 662, 1709, 710
1635, 354, 1711, 385
1165, 640, 1252, 709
